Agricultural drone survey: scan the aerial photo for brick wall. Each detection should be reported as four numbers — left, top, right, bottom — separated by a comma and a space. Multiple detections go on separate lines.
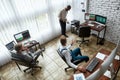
88, 0, 120, 43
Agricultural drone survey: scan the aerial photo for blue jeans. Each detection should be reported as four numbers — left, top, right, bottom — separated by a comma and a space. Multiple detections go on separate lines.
70, 48, 89, 62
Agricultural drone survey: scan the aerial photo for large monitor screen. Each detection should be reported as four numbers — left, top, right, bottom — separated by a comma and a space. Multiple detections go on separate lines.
84, 13, 96, 21
89, 14, 96, 21
95, 15, 107, 24
14, 30, 30, 42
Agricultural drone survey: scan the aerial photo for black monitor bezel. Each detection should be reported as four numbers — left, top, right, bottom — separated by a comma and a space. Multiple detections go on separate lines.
95, 15, 107, 24
14, 30, 31, 43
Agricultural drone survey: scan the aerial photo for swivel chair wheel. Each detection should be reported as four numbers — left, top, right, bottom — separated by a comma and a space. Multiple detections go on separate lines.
39, 66, 42, 69
65, 68, 67, 72
36, 61, 39, 64
31, 73, 33, 76
23, 70, 26, 72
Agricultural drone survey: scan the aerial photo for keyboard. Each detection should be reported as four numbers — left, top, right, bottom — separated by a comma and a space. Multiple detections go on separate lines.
95, 21, 105, 26
86, 57, 99, 72
88, 23, 94, 26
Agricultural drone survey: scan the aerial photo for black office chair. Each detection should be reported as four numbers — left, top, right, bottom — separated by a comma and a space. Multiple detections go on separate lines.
77, 26, 91, 46
57, 48, 85, 72
71, 20, 80, 34
10, 51, 42, 75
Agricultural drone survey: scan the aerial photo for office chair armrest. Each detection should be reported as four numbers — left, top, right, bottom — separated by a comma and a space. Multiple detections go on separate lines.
12, 57, 30, 65
72, 59, 83, 65
11, 57, 21, 61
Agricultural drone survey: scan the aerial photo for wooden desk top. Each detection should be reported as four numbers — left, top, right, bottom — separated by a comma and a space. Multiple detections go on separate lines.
80, 21, 106, 32
70, 49, 120, 80
24, 40, 40, 48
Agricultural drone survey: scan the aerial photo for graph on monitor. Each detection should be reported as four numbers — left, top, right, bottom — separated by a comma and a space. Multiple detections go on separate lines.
14, 30, 30, 43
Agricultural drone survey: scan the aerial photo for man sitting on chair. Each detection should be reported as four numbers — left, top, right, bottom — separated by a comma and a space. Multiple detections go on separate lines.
14, 43, 42, 63
59, 35, 89, 72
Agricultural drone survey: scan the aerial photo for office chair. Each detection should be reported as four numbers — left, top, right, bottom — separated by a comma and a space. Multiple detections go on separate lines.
57, 48, 84, 72
77, 26, 91, 46
71, 20, 80, 34
10, 51, 42, 75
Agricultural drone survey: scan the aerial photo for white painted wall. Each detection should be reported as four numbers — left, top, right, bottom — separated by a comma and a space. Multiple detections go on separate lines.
72, 0, 88, 23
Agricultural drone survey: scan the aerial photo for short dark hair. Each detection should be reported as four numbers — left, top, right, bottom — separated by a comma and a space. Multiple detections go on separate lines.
67, 5, 71, 9
60, 35, 67, 45
15, 43, 22, 52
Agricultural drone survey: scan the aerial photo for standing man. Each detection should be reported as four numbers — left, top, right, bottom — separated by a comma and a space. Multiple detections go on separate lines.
58, 5, 71, 37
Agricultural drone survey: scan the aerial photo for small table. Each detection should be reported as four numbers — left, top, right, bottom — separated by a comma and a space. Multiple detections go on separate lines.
24, 40, 45, 57
80, 21, 106, 45
24, 40, 40, 48
71, 21, 107, 45
70, 49, 120, 80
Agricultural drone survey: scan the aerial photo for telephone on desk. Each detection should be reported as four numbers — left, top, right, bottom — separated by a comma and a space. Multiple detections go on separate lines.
96, 25, 102, 28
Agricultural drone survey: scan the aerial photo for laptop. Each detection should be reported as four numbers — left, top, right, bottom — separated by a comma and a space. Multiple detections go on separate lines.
5, 41, 16, 51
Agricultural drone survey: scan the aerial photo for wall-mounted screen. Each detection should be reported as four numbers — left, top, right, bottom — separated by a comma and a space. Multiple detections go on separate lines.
14, 30, 30, 43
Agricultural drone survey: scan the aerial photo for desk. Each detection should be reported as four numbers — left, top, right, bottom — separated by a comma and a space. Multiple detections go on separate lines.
24, 40, 45, 57
70, 49, 120, 80
80, 21, 106, 45
24, 40, 40, 49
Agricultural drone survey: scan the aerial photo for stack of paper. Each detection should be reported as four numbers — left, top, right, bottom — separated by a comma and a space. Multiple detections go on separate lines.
96, 52, 106, 60
104, 70, 111, 78
74, 73, 86, 80
114, 55, 119, 60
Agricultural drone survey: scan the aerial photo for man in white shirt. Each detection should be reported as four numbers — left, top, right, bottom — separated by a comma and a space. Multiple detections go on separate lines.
59, 35, 89, 72
58, 5, 71, 37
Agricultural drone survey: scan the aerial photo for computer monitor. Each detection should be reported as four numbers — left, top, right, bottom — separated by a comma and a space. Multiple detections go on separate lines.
89, 14, 96, 21
84, 13, 96, 21
86, 40, 120, 80
95, 15, 107, 24
14, 30, 30, 43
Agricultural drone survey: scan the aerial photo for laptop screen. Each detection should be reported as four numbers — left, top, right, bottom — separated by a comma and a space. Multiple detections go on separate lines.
5, 41, 15, 51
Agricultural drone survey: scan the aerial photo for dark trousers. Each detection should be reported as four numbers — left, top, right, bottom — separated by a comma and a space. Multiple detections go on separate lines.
59, 20, 66, 35
70, 48, 89, 62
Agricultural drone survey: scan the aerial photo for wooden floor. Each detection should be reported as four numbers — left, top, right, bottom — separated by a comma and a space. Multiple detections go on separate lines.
0, 32, 120, 80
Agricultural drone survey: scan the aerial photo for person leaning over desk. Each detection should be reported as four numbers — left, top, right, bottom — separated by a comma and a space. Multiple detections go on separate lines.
58, 5, 71, 37
59, 35, 89, 72
14, 43, 41, 63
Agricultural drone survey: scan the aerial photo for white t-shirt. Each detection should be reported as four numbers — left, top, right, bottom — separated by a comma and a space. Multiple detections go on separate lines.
58, 9, 68, 22
59, 45, 78, 69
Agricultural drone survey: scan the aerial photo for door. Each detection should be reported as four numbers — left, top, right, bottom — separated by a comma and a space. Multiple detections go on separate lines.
72, 0, 88, 23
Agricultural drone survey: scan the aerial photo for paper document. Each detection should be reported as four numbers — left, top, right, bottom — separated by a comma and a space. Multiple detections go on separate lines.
114, 55, 119, 60
74, 73, 86, 80
104, 70, 111, 78
96, 52, 106, 60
